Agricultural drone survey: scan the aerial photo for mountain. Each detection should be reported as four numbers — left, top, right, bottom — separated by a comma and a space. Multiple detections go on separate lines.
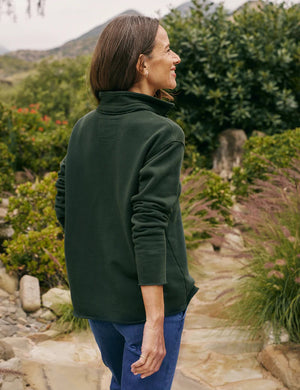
1, 1, 267, 63
176, 1, 223, 15
4, 9, 141, 62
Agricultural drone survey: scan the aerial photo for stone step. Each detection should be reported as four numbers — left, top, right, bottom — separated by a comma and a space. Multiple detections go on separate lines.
172, 370, 212, 390
22, 359, 110, 390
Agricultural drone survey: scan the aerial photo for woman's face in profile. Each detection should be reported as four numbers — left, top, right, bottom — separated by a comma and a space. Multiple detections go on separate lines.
145, 25, 181, 92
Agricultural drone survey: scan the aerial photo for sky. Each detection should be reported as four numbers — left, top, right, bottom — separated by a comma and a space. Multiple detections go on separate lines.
0, 0, 298, 52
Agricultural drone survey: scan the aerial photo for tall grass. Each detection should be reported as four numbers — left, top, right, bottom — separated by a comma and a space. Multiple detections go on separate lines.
224, 155, 300, 343
56, 303, 89, 333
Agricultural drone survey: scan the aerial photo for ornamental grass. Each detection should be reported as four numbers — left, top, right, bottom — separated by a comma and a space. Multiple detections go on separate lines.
221, 154, 300, 343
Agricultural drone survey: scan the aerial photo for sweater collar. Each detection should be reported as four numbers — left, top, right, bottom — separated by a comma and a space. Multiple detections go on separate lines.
96, 91, 174, 116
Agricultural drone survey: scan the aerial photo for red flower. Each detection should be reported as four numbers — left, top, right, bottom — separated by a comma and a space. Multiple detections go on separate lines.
30, 109, 37, 114
56, 120, 61, 125
17, 108, 23, 113
62, 120, 68, 125
32, 137, 35, 142
38, 127, 44, 132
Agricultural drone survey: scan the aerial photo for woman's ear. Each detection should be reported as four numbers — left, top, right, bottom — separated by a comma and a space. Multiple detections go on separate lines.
136, 54, 148, 77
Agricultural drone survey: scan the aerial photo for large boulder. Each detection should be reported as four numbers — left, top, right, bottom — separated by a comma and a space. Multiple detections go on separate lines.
0, 269, 18, 294
19, 275, 41, 312
42, 288, 72, 316
213, 129, 247, 179
258, 344, 300, 390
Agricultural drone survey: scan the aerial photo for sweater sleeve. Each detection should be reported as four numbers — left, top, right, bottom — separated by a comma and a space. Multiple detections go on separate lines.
131, 141, 184, 286
55, 156, 66, 230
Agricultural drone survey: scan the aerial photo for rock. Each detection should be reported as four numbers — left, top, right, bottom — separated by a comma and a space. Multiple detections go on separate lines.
19, 275, 41, 312
14, 170, 34, 184
42, 288, 71, 315
258, 344, 300, 390
220, 229, 244, 256
0, 198, 9, 208
0, 324, 18, 338
27, 329, 61, 343
0, 357, 23, 390
2, 337, 34, 355
231, 203, 248, 225
251, 130, 266, 137
212, 129, 247, 179
0, 225, 14, 241
0, 206, 7, 221
22, 359, 109, 390
173, 370, 210, 390
0, 288, 9, 299
218, 378, 286, 390
0, 269, 18, 294
1, 379, 24, 390
0, 341, 15, 360
263, 322, 290, 345
15, 307, 27, 320
39, 309, 57, 321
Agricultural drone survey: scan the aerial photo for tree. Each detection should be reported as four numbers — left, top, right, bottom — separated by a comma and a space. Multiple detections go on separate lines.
163, 0, 300, 168
13, 56, 94, 125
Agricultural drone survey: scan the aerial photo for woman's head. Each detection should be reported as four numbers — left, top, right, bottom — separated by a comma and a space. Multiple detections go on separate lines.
90, 15, 180, 102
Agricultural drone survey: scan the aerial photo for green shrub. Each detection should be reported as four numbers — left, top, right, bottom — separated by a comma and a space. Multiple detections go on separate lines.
163, 0, 300, 167
13, 56, 94, 124
226, 158, 300, 343
232, 128, 300, 197
0, 142, 15, 193
0, 172, 66, 288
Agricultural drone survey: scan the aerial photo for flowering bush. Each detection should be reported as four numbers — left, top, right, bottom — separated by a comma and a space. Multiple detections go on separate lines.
225, 156, 300, 343
0, 102, 71, 193
0, 172, 66, 289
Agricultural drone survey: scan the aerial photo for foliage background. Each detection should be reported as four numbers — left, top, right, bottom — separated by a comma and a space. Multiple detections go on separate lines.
0, 0, 299, 340
164, 0, 300, 167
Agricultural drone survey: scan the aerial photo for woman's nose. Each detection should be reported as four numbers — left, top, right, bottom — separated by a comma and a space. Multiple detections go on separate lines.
173, 52, 181, 64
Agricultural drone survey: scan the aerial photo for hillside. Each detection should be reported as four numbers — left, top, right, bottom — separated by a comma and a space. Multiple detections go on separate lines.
4, 9, 141, 62
0, 1, 268, 73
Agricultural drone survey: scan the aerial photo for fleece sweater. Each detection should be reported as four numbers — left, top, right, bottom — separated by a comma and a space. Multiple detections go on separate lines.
55, 90, 198, 323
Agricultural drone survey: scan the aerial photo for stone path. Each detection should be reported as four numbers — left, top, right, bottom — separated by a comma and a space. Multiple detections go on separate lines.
172, 244, 287, 390
0, 242, 290, 389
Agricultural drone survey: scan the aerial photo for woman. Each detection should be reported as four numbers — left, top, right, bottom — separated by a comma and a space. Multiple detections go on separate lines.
55, 15, 198, 390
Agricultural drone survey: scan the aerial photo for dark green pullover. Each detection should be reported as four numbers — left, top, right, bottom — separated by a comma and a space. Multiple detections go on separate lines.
55, 91, 198, 323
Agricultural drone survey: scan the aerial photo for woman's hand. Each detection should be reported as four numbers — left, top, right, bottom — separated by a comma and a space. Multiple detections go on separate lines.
131, 319, 166, 378
131, 285, 166, 379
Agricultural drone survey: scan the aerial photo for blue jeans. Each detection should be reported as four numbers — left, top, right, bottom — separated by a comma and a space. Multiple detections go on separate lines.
89, 310, 186, 390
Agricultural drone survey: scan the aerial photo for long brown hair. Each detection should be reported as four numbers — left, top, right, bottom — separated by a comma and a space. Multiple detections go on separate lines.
90, 15, 173, 103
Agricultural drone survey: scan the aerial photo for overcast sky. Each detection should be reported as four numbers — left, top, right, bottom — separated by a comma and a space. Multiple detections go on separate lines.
0, 0, 298, 52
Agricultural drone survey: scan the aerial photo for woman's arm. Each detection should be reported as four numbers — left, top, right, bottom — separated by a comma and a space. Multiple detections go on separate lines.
131, 285, 166, 379
130, 138, 185, 378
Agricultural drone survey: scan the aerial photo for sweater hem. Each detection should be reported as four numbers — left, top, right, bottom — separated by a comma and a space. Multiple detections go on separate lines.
73, 304, 192, 325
